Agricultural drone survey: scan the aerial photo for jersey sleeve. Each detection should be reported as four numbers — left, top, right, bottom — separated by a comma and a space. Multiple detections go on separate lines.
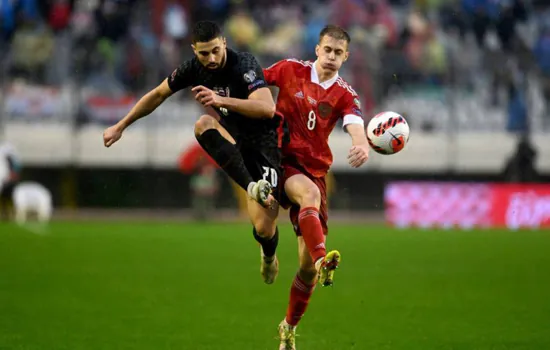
237, 53, 269, 96
341, 93, 365, 128
263, 60, 287, 86
167, 60, 194, 92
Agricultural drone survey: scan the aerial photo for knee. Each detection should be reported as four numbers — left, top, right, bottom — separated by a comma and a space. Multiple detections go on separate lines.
299, 185, 321, 209
253, 216, 276, 238
194, 115, 216, 137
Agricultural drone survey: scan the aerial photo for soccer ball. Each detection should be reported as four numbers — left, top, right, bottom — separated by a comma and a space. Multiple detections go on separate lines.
366, 111, 410, 155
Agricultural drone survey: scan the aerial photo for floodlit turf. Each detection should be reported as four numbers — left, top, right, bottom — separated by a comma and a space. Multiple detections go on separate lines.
1, 222, 549, 350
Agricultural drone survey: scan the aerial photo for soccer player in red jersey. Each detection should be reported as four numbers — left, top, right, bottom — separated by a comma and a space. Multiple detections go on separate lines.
264, 25, 370, 349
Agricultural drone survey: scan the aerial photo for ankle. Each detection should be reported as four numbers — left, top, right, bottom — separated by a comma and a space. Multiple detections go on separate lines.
314, 257, 324, 272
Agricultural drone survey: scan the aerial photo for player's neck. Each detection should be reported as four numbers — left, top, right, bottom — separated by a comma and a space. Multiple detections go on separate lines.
314, 61, 337, 84
220, 49, 228, 69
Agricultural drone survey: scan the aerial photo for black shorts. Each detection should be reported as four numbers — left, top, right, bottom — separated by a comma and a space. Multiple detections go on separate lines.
239, 144, 282, 199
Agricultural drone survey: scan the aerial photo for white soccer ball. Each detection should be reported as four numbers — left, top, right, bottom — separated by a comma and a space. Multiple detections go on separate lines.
366, 111, 410, 155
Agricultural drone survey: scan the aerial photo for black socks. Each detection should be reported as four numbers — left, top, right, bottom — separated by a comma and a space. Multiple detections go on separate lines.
196, 129, 254, 191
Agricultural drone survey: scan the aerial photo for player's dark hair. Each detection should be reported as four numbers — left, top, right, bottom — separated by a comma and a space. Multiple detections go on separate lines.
319, 25, 351, 44
192, 21, 222, 44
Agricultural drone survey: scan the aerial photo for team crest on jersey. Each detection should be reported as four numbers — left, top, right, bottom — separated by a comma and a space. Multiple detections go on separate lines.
243, 70, 256, 83
318, 102, 332, 119
353, 98, 361, 109
307, 96, 317, 106
213, 86, 230, 97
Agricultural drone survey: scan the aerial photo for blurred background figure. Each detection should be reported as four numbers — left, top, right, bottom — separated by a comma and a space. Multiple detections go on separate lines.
13, 181, 53, 225
0, 141, 21, 221
178, 141, 220, 221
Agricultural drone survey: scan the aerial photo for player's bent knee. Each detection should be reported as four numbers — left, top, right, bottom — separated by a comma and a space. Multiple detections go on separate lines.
194, 115, 217, 136
252, 216, 276, 238
300, 185, 321, 209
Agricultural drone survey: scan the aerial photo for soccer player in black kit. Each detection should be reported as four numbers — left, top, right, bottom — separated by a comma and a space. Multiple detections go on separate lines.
103, 21, 281, 284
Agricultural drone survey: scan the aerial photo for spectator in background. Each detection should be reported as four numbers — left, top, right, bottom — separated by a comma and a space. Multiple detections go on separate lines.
256, 4, 304, 61
1, 0, 18, 46
503, 134, 538, 182
534, 15, 550, 128
160, 0, 189, 77
38, 0, 74, 33
9, 16, 54, 84
405, 12, 448, 85
225, 7, 261, 53
94, 0, 133, 83
461, 0, 498, 48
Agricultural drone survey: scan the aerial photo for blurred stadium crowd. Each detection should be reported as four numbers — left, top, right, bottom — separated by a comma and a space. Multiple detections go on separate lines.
1, 0, 549, 132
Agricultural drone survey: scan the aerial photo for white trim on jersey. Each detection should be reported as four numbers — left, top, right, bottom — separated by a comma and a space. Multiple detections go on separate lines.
310, 61, 339, 90
342, 114, 364, 127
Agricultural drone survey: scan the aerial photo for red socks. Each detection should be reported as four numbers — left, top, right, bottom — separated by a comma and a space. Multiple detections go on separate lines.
285, 274, 315, 326
284, 207, 325, 327
298, 207, 326, 263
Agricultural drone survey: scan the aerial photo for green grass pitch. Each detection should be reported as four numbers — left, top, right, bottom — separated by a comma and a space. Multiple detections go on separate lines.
1, 222, 549, 350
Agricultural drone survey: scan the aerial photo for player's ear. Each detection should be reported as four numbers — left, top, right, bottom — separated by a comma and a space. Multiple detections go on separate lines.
315, 44, 320, 58
344, 51, 349, 62
191, 44, 196, 54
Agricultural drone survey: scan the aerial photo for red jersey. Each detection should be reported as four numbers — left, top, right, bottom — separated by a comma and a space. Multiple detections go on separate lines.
264, 59, 364, 178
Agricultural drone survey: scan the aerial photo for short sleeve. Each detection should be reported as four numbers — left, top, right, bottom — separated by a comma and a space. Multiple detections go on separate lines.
341, 93, 365, 128
263, 60, 287, 86
167, 60, 194, 93
237, 53, 269, 96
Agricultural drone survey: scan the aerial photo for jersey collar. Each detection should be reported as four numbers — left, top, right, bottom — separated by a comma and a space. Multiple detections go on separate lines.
311, 60, 339, 90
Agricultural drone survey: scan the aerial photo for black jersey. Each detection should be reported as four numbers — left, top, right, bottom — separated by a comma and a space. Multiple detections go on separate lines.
167, 48, 282, 150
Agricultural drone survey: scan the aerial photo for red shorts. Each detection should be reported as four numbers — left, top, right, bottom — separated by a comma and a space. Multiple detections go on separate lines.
279, 163, 328, 236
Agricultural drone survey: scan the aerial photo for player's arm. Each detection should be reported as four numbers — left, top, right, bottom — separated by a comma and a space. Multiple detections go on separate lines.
193, 54, 276, 119
342, 98, 369, 168
218, 87, 276, 119
193, 85, 276, 119
117, 79, 174, 131
104, 63, 192, 147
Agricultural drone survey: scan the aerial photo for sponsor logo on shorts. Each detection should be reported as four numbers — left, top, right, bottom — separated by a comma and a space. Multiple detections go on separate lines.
213, 86, 230, 97
353, 98, 361, 109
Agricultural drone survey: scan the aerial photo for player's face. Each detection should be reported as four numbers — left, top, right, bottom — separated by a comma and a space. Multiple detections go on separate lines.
315, 35, 349, 73
192, 37, 227, 70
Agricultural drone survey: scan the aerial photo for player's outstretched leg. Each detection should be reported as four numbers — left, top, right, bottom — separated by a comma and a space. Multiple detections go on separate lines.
194, 115, 272, 207
278, 237, 317, 350
249, 199, 280, 284
285, 174, 340, 287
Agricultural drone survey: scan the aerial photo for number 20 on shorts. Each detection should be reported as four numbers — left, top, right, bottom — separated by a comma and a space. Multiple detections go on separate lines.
262, 167, 278, 187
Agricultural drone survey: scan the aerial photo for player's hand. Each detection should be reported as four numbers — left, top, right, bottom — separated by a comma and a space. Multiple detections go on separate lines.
103, 124, 123, 147
192, 85, 223, 108
348, 144, 369, 168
